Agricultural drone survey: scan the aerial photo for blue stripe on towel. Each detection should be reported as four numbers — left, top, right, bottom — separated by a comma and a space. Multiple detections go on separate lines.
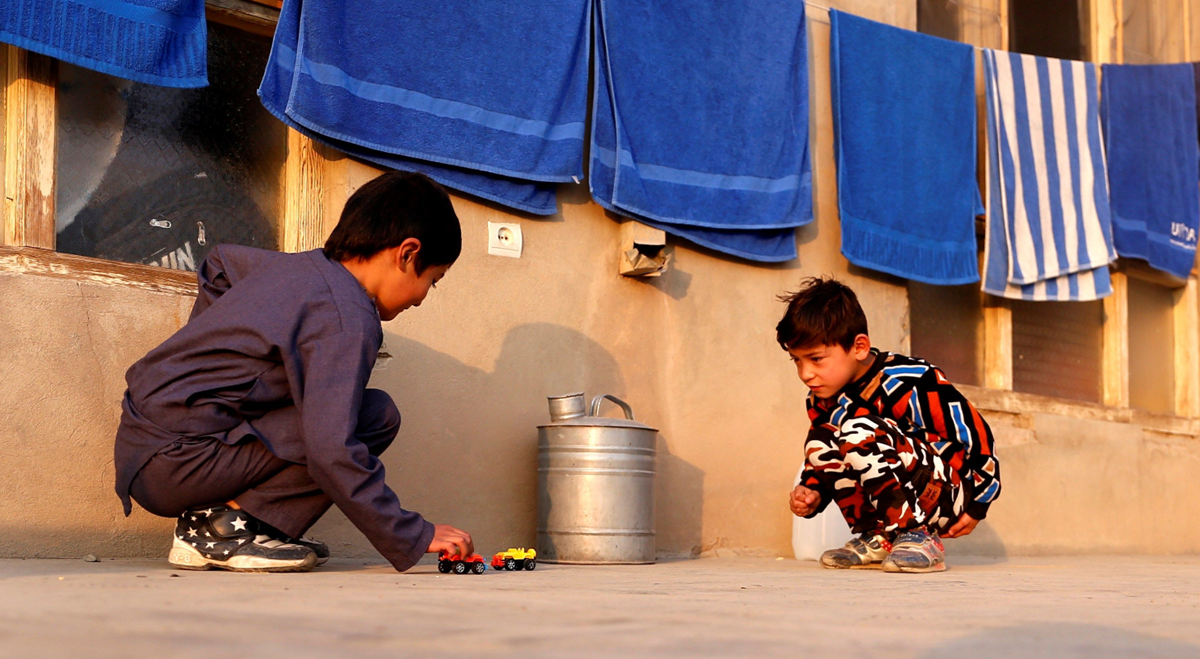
1102, 63, 1200, 280
982, 50, 1115, 301
830, 10, 981, 285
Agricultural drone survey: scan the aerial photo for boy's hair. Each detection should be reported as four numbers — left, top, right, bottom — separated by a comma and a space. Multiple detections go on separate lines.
324, 172, 462, 271
776, 277, 869, 351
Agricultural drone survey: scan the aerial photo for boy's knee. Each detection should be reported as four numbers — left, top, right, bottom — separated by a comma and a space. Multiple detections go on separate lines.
359, 389, 401, 454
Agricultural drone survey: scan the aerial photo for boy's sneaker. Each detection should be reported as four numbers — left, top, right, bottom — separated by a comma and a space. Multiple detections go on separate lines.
819, 533, 893, 569
167, 505, 317, 573
882, 527, 946, 573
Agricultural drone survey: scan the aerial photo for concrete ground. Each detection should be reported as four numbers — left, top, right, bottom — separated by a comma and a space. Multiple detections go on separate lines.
1, 555, 1198, 658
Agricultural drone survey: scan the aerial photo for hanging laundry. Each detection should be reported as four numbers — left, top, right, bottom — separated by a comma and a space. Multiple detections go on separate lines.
0, 0, 207, 87
590, 0, 811, 263
1102, 63, 1200, 280
260, 0, 589, 215
830, 11, 982, 285
982, 50, 1116, 301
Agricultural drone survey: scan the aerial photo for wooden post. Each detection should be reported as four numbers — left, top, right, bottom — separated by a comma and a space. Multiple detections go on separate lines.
1173, 276, 1200, 417
3, 46, 56, 249
983, 295, 1013, 391
283, 128, 327, 253
1102, 271, 1130, 408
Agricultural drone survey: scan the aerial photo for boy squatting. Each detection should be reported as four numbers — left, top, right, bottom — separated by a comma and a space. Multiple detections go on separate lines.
781, 278, 1001, 573
113, 172, 475, 572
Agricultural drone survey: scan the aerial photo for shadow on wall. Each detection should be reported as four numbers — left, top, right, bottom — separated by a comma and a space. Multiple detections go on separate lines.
310, 322, 705, 559
926, 623, 1199, 658
945, 519, 1009, 561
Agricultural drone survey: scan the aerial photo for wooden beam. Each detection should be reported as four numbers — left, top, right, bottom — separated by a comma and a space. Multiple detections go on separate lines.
283, 128, 328, 253
3, 46, 56, 249
1173, 276, 1200, 417
0, 246, 197, 296
983, 294, 1013, 391
1102, 270, 1130, 407
205, 0, 279, 37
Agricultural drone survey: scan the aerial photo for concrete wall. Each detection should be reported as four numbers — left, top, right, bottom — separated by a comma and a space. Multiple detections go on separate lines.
3, 1, 1198, 562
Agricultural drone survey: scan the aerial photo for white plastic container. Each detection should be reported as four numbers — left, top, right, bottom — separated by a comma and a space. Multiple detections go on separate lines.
791, 466, 853, 560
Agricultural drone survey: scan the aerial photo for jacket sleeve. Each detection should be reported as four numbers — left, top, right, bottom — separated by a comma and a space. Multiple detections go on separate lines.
897, 368, 1001, 520
293, 331, 436, 571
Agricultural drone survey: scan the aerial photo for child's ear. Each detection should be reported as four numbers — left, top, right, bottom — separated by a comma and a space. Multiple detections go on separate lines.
396, 238, 422, 272
853, 333, 872, 360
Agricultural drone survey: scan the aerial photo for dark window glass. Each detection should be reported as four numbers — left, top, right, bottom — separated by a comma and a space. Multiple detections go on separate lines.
1009, 0, 1087, 61
909, 283, 984, 387
1012, 299, 1103, 403
55, 22, 284, 271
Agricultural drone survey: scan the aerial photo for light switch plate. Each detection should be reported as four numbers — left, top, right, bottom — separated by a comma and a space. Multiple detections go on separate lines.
487, 222, 523, 258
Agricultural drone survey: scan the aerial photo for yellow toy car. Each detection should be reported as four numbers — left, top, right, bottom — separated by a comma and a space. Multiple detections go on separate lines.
490, 548, 537, 571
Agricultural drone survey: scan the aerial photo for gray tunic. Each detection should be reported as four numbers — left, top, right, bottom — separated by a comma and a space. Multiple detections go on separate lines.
114, 245, 434, 570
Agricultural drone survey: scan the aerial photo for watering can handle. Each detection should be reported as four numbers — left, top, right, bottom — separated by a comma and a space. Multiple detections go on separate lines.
590, 394, 635, 421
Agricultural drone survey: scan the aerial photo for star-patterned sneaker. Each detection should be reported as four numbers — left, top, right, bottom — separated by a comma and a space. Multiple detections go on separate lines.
819, 533, 893, 569
881, 527, 946, 573
167, 506, 317, 573
263, 531, 329, 566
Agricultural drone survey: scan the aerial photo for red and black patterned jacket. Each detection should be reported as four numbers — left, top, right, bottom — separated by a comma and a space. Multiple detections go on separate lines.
802, 349, 1001, 520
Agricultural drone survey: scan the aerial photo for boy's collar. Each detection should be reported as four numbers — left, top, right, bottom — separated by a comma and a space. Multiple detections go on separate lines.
811, 347, 885, 409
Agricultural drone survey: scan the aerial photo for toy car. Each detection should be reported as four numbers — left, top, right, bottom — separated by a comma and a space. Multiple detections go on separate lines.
438, 551, 487, 574
491, 548, 537, 571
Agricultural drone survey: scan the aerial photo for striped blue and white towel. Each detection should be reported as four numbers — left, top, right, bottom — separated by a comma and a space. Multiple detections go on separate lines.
982, 50, 1116, 301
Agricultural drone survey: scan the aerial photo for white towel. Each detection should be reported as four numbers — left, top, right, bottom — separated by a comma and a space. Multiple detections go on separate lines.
982, 50, 1117, 301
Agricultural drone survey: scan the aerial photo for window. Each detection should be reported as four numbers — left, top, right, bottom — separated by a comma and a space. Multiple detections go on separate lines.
1012, 299, 1104, 403
54, 22, 285, 272
1009, 0, 1087, 60
908, 282, 984, 386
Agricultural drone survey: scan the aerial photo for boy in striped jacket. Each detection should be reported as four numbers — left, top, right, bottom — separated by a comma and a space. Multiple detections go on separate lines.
782, 278, 1001, 573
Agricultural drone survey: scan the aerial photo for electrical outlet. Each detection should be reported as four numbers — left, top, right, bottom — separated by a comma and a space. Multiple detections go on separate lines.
487, 222, 523, 258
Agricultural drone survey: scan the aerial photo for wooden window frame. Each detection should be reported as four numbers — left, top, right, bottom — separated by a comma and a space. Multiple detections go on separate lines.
949, 0, 1200, 420
0, 0, 331, 288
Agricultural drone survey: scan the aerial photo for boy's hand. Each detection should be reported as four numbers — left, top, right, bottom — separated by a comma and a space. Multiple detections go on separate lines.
789, 484, 821, 517
427, 524, 474, 557
942, 513, 979, 539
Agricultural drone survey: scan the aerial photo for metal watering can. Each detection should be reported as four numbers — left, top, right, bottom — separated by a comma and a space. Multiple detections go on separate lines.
537, 393, 657, 564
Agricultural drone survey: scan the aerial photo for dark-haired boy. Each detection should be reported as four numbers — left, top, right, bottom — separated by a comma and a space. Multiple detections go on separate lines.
781, 277, 1000, 573
115, 172, 474, 572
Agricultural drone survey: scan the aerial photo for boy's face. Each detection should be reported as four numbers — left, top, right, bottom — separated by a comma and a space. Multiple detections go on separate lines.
377, 259, 449, 322
346, 239, 450, 322
787, 334, 873, 400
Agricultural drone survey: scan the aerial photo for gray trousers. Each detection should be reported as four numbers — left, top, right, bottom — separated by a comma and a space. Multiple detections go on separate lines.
129, 389, 399, 539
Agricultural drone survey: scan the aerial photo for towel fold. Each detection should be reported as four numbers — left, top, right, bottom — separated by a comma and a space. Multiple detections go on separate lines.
260, 0, 588, 214
982, 50, 1116, 301
1102, 63, 1200, 280
590, 0, 811, 262
0, 0, 206, 88
830, 11, 982, 285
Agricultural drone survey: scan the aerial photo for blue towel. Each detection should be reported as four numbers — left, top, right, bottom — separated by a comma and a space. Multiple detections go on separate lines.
983, 50, 1115, 301
259, 2, 557, 216
259, 0, 588, 216
1102, 63, 1200, 280
590, 0, 811, 263
0, 0, 206, 88
830, 11, 982, 285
